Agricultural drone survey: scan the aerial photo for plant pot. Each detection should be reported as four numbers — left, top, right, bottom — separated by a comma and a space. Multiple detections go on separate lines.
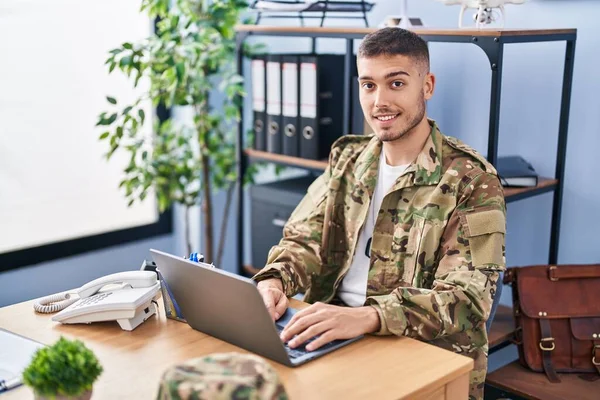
34, 389, 92, 400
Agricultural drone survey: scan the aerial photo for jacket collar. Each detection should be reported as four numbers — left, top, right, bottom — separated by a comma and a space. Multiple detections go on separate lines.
402, 118, 443, 187
355, 118, 443, 199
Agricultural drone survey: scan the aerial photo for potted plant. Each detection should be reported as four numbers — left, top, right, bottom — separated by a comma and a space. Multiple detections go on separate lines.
22, 337, 103, 400
96, 0, 266, 265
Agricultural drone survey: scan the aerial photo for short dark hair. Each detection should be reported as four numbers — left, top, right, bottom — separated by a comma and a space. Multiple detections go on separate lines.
358, 27, 429, 72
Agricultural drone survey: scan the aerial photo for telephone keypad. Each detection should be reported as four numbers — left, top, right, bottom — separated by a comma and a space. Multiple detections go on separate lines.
74, 292, 113, 308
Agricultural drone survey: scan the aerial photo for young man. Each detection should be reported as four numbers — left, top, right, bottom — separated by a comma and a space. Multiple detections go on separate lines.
252, 27, 506, 400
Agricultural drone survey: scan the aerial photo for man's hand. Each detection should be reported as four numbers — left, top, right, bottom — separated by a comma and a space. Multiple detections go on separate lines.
280, 302, 381, 351
257, 278, 289, 321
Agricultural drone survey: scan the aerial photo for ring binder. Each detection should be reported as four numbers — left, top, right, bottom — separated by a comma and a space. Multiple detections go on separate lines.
260, 52, 363, 159
266, 54, 283, 154
251, 56, 267, 151
282, 55, 300, 156
302, 126, 314, 140
299, 54, 353, 160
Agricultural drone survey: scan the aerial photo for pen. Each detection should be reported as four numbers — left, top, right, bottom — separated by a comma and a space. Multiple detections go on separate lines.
0, 376, 22, 391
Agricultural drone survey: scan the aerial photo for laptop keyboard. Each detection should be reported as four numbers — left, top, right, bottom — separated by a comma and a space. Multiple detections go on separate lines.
276, 324, 332, 359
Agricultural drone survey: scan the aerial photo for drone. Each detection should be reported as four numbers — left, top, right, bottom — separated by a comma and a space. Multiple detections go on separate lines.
436, 0, 527, 29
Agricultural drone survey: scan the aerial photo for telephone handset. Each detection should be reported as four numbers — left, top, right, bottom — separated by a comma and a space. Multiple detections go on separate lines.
33, 271, 161, 331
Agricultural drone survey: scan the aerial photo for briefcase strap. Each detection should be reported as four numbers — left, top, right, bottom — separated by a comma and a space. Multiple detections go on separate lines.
548, 265, 600, 281
503, 267, 515, 284
539, 318, 561, 383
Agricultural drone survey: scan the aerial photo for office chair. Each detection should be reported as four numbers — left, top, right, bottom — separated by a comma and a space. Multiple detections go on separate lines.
486, 271, 504, 334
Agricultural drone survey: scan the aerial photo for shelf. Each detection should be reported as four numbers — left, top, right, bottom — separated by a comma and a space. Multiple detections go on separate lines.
236, 25, 576, 39
246, 149, 328, 171
245, 149, 557, 202
504, 178, 558, 202
486, 361, 600, 400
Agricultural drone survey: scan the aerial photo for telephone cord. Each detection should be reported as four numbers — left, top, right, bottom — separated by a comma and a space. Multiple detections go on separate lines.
33, 292, 79, 313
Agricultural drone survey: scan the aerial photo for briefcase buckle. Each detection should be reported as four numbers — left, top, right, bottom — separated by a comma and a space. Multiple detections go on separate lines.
548, 265, 559, 281
539, 337, 555, 351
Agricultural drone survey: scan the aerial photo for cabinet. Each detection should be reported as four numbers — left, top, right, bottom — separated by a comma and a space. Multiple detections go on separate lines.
233, 26, 577, 277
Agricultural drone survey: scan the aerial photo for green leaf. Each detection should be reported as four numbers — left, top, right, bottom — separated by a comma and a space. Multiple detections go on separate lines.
134, 72, 142, 87
138, 109, 145, 125
106, 96, 117, 105
106, 143, 118, 159
99, 132, 110, 140
175, 63, 185, 82
123, 42, 133, 50
119, 55, 132, 68
106, 113, 117, 124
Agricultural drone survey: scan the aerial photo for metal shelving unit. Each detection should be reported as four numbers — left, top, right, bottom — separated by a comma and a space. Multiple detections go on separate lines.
234, 25, 577, 276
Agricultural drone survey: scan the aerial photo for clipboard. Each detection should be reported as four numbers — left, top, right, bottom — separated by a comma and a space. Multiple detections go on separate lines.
0, 328, 45, 392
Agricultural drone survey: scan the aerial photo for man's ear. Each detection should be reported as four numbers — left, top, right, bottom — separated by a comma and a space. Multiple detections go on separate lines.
424, 72, 435, 100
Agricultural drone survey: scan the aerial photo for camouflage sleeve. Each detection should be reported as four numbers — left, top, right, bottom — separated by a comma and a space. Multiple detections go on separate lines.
365, 171, 506, 339
251, 167, 331, 298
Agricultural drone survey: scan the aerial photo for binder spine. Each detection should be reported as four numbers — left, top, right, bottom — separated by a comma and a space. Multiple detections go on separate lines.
251, 56, 266, 151
299, 56, 319, 160
266, 55, 282, 154
282, 55, 299, 157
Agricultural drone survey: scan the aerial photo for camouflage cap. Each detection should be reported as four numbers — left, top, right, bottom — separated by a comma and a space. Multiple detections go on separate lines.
156, 352, 289, 400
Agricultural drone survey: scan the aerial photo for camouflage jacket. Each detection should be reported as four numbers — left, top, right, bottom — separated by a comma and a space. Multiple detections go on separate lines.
253, 119, 506, 400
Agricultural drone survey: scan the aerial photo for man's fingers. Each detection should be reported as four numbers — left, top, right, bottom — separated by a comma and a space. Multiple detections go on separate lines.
286, 302, 320, 327
274, 294, 288, 320
288, 321, 331, 349
305, 329, 336, 352
281, 311, 324, 342
261, 290, 277, 320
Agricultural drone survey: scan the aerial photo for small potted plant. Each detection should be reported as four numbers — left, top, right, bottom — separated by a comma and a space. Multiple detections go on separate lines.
22, 337, 103, 400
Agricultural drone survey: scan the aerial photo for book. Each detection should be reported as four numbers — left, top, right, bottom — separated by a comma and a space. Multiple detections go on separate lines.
496, 155, 539, 187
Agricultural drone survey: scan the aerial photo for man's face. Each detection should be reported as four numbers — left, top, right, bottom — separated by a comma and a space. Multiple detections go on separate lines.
357, 54, 435, 142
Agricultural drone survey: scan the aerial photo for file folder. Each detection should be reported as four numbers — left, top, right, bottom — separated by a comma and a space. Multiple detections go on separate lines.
281, 55, 299, 156
299, 56, 319, 160
251, 56, 267, 151
299, 54, 347, 160
266, 54, 282, 154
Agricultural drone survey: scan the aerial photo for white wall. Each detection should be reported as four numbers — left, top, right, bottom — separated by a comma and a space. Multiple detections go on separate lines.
0, 201, 201, 307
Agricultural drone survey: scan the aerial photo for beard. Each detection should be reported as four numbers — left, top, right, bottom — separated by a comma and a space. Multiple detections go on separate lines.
375, 95, 426, 143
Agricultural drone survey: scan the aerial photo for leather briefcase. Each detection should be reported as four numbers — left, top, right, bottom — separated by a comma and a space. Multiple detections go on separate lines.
504, 264, 600, 382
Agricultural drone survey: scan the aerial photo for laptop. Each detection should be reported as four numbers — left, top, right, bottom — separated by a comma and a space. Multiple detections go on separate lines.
150, 249, 363, 367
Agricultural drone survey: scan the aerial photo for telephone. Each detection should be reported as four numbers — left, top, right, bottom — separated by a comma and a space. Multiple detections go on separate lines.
33, 271, 161, 331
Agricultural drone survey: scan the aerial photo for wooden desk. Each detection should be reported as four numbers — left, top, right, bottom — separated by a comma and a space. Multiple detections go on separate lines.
0, 299, 473, 400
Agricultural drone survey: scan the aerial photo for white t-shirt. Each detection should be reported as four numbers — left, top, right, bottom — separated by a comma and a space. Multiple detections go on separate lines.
338, 154, 409, 307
